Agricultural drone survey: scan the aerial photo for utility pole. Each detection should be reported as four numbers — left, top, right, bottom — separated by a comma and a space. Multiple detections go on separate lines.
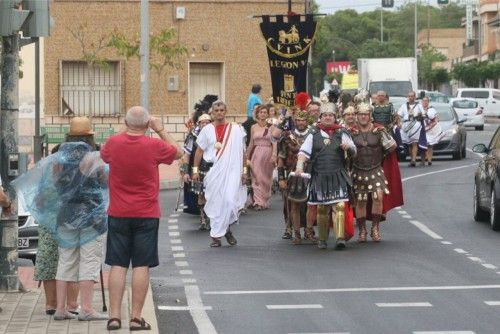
0, 34, 21, 292
140, 0, 150, 110
380, 8, 384, 43
414, 1, 418, 57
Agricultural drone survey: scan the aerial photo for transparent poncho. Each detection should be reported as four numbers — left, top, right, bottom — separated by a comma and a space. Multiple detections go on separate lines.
13, 142, 109, 248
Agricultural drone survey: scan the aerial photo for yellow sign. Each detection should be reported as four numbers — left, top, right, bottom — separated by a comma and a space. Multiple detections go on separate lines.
342, 73, 358, 90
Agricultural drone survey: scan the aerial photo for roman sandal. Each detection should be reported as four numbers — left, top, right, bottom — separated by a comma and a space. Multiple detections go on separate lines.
106, 318, 121, 330
130, 317, 151, 331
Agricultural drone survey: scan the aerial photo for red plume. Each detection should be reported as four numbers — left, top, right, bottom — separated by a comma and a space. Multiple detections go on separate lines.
295, 92, 310, 111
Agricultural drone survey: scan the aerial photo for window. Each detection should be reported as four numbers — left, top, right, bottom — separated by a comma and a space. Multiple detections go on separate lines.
493, 91, 500, 101
453, 100, 478, 108
60, 61, 122, 116
461, 90, 489, 99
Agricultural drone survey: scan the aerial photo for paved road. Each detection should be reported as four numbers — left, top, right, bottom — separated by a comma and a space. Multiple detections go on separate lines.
152, 123, 500, 334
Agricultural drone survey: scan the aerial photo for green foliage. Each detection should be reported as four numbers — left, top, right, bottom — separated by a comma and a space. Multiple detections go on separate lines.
311, 4, 466, 95
418, 44, 447, 88
427, 68, 449, 89
108, 28, 187, 76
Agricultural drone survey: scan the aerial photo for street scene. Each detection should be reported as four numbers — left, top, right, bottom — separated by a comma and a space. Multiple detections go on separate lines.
1, 0, 500, 333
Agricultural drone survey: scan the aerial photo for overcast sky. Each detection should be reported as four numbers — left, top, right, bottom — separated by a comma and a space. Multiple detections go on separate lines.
316, 0, 379, 14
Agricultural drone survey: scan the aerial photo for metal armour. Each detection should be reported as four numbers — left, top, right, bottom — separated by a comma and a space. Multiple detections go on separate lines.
311, 130, 346, 174
372, 104, 394, 129
352, 131, 383, 171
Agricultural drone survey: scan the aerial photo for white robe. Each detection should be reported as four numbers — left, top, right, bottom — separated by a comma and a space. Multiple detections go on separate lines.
196, 123, 247, 238
397, 102, 425, 144
424, 107, 443, 146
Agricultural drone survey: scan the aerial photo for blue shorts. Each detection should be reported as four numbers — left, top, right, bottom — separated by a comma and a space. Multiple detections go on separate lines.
105, 216, 159, 268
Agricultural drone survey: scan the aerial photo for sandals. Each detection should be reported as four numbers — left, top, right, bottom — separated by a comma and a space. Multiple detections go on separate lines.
210, 238, 221, 247
130, 317, 151, 331
224, 231, 237, 246
107, 318, 121, 330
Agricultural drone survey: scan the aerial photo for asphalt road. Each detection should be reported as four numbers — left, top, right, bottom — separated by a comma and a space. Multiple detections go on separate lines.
153, 123, 500, 334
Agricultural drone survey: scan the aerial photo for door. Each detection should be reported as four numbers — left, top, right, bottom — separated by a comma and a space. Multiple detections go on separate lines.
188, 63, 223, 115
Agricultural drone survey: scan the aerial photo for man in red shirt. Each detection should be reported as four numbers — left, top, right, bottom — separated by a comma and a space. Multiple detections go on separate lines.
101, 106, 182, 331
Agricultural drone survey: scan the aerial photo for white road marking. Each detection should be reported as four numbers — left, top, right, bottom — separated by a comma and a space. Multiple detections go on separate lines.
482, 264, 497, 269
171, 246, 184, 251
183, 278, 197, 284
376, 302, 432, 308
398, 210, 408, 215
402, 215, 412, 219
176, 208, 184, 212
175, 261, 189, 267
408, 220, 443, 240
441, 241, 452, 245
185, 285, 217, 334
169, 232, 180, 237
467, 257, 482, 263
173, 253, 186, 258
179, 270, 193, 275
158, 305, 213, 311
402, 164, 477, 182
413, 332, 475, 334
288, 333, 350, 334
170, 239, 182, 244
168, 218, 178, 223
170, 214, 180, 218
168, 225, 179, 230
204, 284, 500, 295
454, 248, 468, 254
484, 301, 500, 306
266, 304, 323, 310
497, 272, 500, 275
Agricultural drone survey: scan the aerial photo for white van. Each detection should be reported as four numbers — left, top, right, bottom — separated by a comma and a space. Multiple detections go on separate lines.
455, 88, 500, 117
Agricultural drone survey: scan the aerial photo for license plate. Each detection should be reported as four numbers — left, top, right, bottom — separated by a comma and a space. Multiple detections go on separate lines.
18, 238, 29, 248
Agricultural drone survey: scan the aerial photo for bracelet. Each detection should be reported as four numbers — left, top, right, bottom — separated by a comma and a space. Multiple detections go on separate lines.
192, 166, 199, 174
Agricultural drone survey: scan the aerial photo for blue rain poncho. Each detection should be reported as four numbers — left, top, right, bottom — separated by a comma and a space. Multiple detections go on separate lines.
13, 142, 109, 248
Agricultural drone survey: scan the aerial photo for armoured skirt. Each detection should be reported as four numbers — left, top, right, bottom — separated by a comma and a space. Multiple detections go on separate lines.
308, 169, 352, 205
352, 166, 390, 201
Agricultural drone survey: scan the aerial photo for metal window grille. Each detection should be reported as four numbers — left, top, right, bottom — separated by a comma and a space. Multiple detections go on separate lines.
60, 60, 122, 116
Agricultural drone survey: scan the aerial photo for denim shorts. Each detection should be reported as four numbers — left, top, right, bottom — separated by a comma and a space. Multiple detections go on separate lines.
105, 216, 159, 268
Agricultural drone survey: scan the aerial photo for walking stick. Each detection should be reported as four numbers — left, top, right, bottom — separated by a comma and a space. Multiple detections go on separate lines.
100, 267, 107, 312
174, 180, 183, 212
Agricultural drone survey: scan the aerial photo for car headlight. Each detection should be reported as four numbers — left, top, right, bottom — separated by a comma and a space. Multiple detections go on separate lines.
443, 127, 458, 138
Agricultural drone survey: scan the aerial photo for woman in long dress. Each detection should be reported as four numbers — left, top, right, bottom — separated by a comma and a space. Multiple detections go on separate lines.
247, 105, 277, 210
421, 96, 442, 165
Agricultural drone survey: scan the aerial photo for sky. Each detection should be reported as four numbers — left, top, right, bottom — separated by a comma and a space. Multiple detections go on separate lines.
316, 0, 379, 14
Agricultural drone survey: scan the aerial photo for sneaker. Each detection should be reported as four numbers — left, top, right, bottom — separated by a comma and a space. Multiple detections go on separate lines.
54, 311, 77, 320
78, 311, 109, 321
317, 240, 327, 249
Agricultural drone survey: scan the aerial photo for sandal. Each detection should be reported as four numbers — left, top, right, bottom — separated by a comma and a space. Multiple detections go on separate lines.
210, 238, 221, 247
107, 318, 121, 330
130, 317, 151, 331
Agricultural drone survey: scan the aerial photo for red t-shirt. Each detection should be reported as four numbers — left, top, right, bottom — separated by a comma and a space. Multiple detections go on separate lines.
100, 133, 178, 218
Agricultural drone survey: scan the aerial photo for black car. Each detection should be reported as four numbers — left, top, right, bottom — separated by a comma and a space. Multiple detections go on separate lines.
472, 126, 500, 230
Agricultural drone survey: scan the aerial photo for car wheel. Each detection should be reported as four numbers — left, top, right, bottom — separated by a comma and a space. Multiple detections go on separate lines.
490, 187, 500, 231
452, 148, 462, 160
473, 182, 489, 222
476, 125, 484, 131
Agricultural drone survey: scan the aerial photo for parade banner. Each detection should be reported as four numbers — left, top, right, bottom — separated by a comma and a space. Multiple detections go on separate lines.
260, 14, 317, 107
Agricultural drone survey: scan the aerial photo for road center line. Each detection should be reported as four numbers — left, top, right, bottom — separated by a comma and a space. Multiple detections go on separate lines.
408, 220, 443, 239
203, 284, 500, 295
376, 302, 432, 307
158, 305, 213, 311
185, 285, 217, 334
402, 164, 477, 182
484, 301, 500, 306
266, 304, 323, 310
454, 248, 468, 254
413, 332, 475, 334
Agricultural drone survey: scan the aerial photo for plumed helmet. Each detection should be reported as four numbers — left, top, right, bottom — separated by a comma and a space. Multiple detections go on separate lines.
357, 102, 373, 115
294, 92, 311, 111
319, 102, 337, 116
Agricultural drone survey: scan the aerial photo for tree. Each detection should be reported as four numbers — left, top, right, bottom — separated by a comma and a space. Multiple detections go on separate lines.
418, 44, 447, 89
108, 28, 187, 113
428, 68, 449, 90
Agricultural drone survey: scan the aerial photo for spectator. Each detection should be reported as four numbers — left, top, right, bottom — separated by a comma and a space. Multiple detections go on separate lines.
101, 106, 182, 331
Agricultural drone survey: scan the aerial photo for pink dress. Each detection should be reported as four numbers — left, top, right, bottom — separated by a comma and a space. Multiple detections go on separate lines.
249, 126, 274, 208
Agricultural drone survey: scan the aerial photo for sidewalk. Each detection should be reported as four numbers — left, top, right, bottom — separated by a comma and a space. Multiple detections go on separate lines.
0, 163, 180, 333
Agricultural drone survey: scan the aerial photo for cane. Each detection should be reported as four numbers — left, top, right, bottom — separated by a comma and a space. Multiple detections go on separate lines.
174, 180, 183, 212
100, 267, 107, 312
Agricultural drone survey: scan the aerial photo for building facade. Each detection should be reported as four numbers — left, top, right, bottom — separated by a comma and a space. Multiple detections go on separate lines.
44, 0, 304, 141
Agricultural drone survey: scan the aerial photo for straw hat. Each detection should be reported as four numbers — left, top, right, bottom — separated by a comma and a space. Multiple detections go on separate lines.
68, 117, 94, 136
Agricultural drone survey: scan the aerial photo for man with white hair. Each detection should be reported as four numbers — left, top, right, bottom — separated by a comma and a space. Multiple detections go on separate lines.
295, 102, 356, 250
101, 106, 182, 331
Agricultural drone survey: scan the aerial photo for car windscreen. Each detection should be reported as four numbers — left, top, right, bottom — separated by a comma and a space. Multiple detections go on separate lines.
369, 81, 413, 97
433, 105, 455, 121
430, 95, 449, 103
453, 100, 478, 108
461, 90, 489, 99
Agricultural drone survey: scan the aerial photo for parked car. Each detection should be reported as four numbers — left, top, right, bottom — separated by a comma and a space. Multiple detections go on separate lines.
399, 103, 466, 161
472, 126, 500, 230
455, 88, 500, 117
451, 98, 484, 131
419, 90, 450, 103
17, 194, 38, 264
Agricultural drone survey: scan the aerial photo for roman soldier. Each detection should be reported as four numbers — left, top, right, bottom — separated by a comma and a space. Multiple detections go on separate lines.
277, 107, 317, 244
350, 103, 397, 242
295, 102, 356, 250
